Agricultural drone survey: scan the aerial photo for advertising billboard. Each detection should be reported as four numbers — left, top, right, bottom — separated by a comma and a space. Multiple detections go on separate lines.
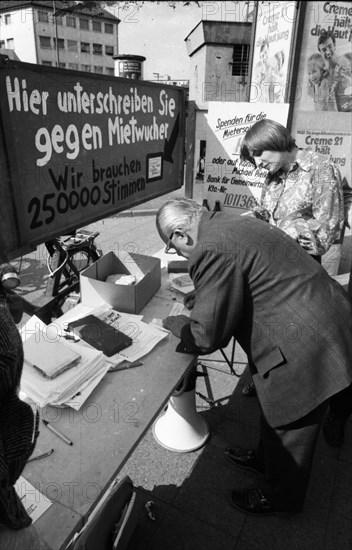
249, 1, 298, 103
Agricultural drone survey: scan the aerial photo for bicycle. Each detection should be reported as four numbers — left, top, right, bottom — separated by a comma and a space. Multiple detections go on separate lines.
3, 229, 101, 324
45, 229, 101, 298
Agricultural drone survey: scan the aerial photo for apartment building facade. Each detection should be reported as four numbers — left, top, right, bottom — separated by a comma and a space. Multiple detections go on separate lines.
0, 0, 120, 75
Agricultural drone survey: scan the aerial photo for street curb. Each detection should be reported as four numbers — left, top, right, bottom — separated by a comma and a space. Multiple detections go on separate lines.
115, 209, 158, 218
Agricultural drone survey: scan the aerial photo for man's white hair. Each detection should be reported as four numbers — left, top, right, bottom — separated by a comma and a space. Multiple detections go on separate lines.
156, 199, 206, 241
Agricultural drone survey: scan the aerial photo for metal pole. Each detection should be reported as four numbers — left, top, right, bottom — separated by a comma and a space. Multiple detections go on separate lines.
52, 0, 59, 66
116, 4, 119, 55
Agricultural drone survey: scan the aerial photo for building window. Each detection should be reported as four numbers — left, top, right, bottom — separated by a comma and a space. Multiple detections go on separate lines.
53, 38, 65, 50
0, 41, 5, 49
231, 44, 249, 77
105, 45, 114, 56
81, 42, 90, 53
69, 63, 79, 70
105, 23, 114, 34
94, 66, 103, 74
92, 21, 101, 32
4, 14, 11, 25
80, 18, 89, 30
93, 43, 102, 55
81, 64, 91, 72
42, 60, 52, 66
39, 36, 52, 49
6, 38, 14, 49
56, 15, 63, 26
106, 67, 114, 76
67, 40, 77, 52
58, 62, 66, 68
38, 10, 49, 23
66, 16, 76, 28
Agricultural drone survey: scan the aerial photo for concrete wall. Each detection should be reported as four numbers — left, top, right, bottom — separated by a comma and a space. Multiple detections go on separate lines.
185, 21, 252, 196
193, 109, 208, 186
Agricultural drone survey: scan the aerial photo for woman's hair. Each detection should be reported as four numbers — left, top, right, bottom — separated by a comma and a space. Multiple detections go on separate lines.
240, 118, 296, 164
307, 53, 329, 80
156, 199, 206, 241
339, 52, 352, 66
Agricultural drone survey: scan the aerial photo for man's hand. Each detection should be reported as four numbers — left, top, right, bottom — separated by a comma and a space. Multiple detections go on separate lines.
162, 315, 190, 338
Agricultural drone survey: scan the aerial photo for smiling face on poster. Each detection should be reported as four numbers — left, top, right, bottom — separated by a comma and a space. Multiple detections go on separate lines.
290, 1, 352, 190
250, 1, 297, 103
203, 102, 289, 213
297, 2, 352, 113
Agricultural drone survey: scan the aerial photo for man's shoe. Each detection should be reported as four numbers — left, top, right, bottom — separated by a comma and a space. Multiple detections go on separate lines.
224, 447, 264, 476
242, 381, 256, 397
322, 414, 345, 447
228, 488, 292, 517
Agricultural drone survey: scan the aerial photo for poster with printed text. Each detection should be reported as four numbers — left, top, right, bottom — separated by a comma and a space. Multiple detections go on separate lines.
204, 102, 289, 213
295, 0, 352, 113
249, 1, 297, 103
290, 1, 352, 188
0, 58, 185, 256
294, 113, 351, 188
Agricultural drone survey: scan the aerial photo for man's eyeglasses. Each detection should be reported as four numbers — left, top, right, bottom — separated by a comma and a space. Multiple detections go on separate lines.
165, 231, 177, 254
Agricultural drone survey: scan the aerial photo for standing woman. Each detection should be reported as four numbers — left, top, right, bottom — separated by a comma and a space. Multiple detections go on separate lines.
0, 268, 39, 529
240, 118, 344, 262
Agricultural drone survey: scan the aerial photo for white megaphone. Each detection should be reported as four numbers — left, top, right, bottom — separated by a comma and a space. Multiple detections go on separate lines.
153, 359, 210, 453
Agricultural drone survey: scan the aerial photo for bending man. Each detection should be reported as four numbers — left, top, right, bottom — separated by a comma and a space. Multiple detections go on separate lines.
157, 198, 352, 517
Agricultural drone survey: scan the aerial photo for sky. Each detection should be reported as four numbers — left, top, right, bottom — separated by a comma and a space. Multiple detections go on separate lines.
106, 1, 250, 80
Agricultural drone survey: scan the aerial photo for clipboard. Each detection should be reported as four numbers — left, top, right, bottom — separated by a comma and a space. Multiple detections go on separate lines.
68, 315, 132, 357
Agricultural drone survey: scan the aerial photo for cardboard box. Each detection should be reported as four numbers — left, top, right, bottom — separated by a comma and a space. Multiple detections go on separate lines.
80, 251, 161, 314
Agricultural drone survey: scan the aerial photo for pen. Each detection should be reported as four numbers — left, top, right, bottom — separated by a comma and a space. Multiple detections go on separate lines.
109, 360, 144, 372
28, 449, 54, 463
42, 420, 73, 446
63, 331, 80, 342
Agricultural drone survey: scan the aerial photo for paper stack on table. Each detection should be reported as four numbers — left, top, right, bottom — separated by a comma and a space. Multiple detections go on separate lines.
59, 303, 169, 366
23, 331, 81, 379
20, 305, 170, 409
20, 316, 110, 409
98, 308, 169, 364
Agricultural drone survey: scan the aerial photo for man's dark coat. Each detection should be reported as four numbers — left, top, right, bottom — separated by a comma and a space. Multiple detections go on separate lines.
180, 212, 352, 428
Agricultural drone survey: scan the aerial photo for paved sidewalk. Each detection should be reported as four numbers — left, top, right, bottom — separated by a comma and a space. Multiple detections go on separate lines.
115, 181, 204, 217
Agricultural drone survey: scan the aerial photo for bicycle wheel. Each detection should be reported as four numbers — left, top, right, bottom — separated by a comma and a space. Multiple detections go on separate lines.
57, 246, 100, 292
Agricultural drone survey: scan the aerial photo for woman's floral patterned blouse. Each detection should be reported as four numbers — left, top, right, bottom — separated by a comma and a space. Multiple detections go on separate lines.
252, 147, 344, 256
